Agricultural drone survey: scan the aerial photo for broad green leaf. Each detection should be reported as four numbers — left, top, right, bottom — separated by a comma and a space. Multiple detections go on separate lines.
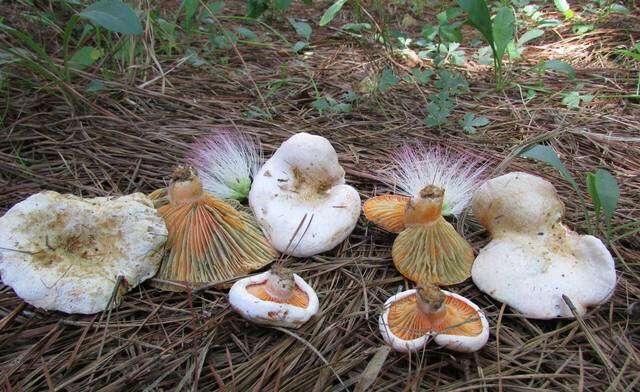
234, 26, 257, 41
586, 172, 601, 219
68, 46, 101, 69
378, 68, 398, 93
422, 25, 438, 41
247, 0, 268, 18
594, 169, 619, 225
275, 0, 294, 11
440, 23, 463, 43
493, 6, 515, 61
289, 19, 312, 40
409, 68, 433, 84
181, 0, 198, 30
457, 0, 494, 48
319, 0, 347, 26
543, 59, 576, 78
518, 29, 543, 46
553, 0, 574, 19
609, 3, 630, 14
80, 0, 142, 35
292, 41, 308, 53
341, 22, 370, 32
434, 69, 468, 94
460, 112, 489, 134
520, 144, 579, 191
86, 79, 105, 93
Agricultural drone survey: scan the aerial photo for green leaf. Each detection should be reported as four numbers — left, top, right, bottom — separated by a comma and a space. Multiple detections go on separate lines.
289, 19, 312, 40
319, 0, 347, 26
275, 0, 294, 11
378, 68, 398, 93
68, 46, 102, 69
493, 6, 515, 61
181, 0, 198, 30
609, 3, 630, 14
408, 68, 433, 84
457, 0, 494, 48
586, 172, 601, 220
80, 0, 142, 35
341, 22, 371, 32
518, 29, 543, 46
593, 169, 619, 225
460, 112, 489, 134
553, 0, 574, 19
247, 0, 268, 18
543, 59, 576, 78
520, 144, 579, 191
440, 23, 463, 43
292, 41, 308, 53
86, 79, 105, 93
422, 25, 438, 41
234, 26, 257, 41
434, 69, 468, 94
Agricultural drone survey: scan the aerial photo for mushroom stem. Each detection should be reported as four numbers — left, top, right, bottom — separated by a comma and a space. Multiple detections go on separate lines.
168, 166, 205, 206
264, 266, 295, 301
415, 285, 446, 316
404, 186, 444, 226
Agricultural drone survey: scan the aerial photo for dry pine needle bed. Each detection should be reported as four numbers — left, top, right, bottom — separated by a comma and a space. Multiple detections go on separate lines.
0, 1, 639, 391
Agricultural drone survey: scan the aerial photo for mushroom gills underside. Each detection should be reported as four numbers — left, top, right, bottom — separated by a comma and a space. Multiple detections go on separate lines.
363, 195, 410, 233
246, 283, 310, 308
386, 294, 483, 340
392, 218, 474, 285
152, 195, 276, 291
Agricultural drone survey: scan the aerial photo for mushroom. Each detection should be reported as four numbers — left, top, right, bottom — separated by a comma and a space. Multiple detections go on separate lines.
363, 145, 486, 285
149, 167, 277, 291
229, 266, 319, 328
379, 285, 489, 353
0, 191, 167, 314
471, 172, 617, 319
188, 130, 260, 202
249, 133, 361, 257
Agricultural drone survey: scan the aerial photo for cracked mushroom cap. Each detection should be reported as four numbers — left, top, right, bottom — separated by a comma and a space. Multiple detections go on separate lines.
0, 192, 167, 314
229, 266, 319, 328
471, 172, 617, 319
149, 167, 277, 291
379, 286, 489, 353
249, 133, 361, 257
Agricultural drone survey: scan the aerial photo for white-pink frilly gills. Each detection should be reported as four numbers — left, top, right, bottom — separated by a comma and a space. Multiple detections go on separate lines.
249, 133, 361, 257
229, 266, 319, 328
0, 192, 167, 314
379, 285, 489, 353
472, 172, 617, 319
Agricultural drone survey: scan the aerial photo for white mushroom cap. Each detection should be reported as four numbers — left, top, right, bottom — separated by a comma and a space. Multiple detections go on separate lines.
0, 191, 167, 314
229, 269, 319, 328
379, 288, 489, 353
472, 172, 617, 319
249, 133, 361, 257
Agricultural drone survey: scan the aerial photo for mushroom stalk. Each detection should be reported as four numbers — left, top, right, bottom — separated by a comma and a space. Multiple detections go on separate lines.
264, 266, 296, 301
404, 186, 445, 226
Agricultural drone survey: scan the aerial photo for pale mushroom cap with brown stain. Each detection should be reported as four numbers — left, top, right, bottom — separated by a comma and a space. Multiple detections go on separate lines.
229, 268, 319, 328
379, 286, 489, 353
0, 191, 167, 314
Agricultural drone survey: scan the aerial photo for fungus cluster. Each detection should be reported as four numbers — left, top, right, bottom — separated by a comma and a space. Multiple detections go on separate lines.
0, 132, 619, 366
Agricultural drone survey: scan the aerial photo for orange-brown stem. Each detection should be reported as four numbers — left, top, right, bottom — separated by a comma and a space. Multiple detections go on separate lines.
265, 266, 295, 301
168, 166, 205, 206
404, 186, 444, 226
415, 285, 446, 316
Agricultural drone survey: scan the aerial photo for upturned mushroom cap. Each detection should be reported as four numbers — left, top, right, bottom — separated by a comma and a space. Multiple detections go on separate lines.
0, 191, 167, 314
379, 286, 489, 353
229, 267, 319, 328
150, 167, 276, 291
249, 133, 361, 257
472, 172, 617, 319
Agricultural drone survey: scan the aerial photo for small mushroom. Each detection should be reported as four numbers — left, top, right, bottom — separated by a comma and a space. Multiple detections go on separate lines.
0, 192, 167, 314
472, 172, 617, 319
229, 266, 319, 328
363, 146, 486, 285
249, 133, 361, 257
188, 131, 260, 202
149, 167, 277, 291
379, 285, 489, 353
